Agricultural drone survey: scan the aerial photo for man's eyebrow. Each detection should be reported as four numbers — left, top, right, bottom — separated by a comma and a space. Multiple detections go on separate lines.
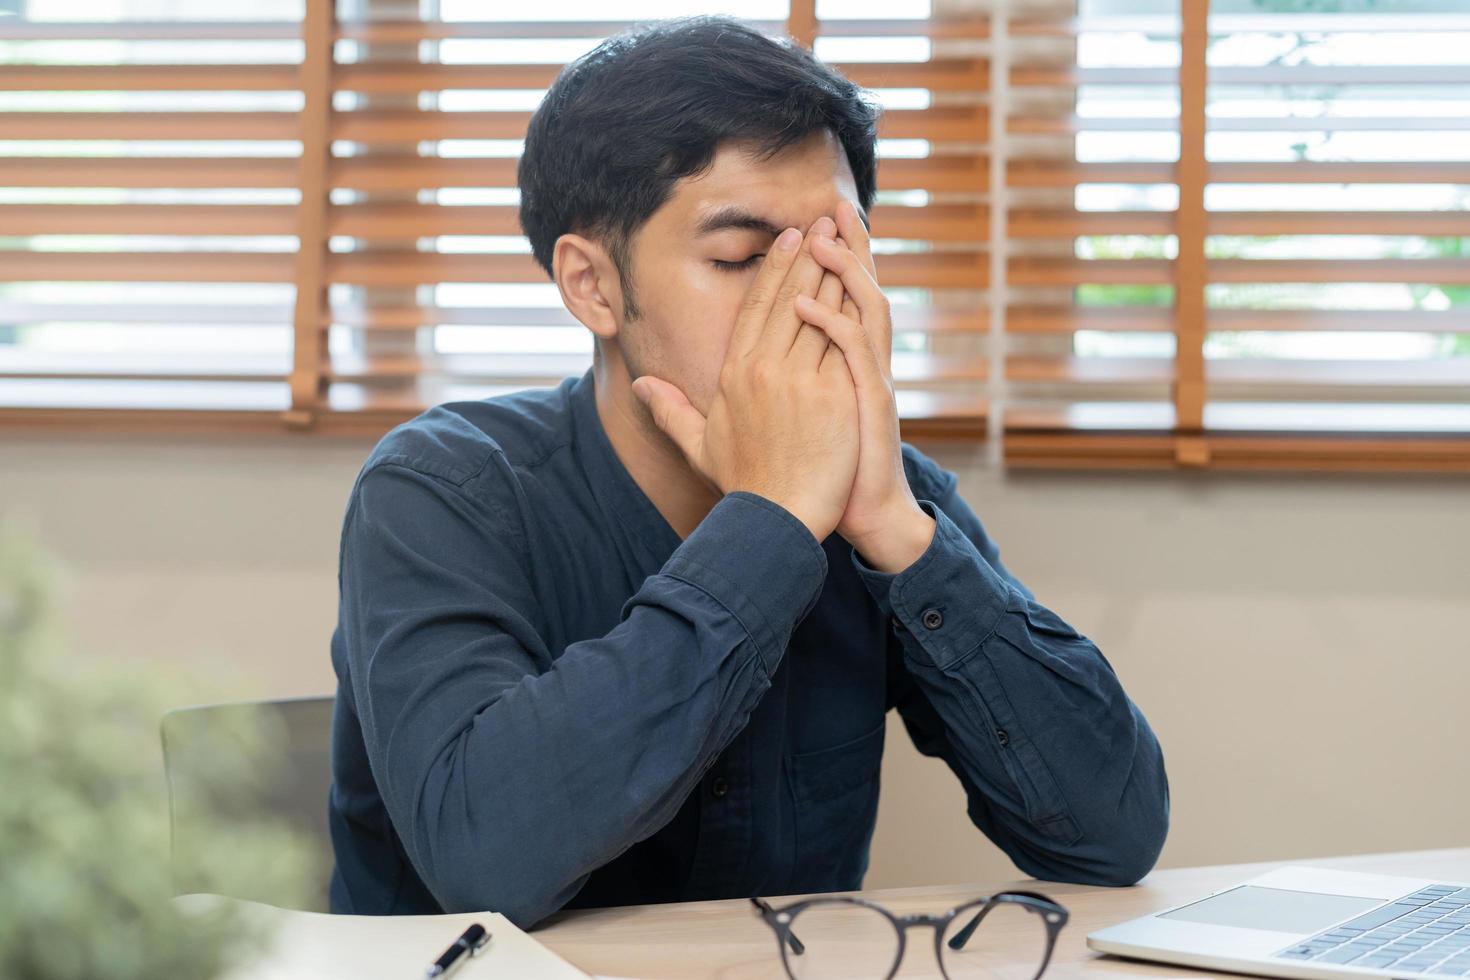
692, 202, 873, 237
693, 205, 783, 238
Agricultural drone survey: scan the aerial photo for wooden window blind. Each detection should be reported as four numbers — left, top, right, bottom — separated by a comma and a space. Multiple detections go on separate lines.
1000, 0, 1470, 471
0, 0, 991, 441
2, 0, 1466, 471
0, 5, 305, 431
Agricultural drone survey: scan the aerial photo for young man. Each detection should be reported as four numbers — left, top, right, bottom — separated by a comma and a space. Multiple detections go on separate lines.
327, 16, 1169, 927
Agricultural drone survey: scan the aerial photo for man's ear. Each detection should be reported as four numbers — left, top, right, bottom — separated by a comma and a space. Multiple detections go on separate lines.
553, 233, 626, 341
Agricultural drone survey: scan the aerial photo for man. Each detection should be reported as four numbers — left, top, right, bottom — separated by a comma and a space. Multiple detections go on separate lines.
328, 16, 1168, 927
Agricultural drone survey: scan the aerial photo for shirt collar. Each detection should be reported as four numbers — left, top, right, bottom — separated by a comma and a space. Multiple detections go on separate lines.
569, 367, 684, 567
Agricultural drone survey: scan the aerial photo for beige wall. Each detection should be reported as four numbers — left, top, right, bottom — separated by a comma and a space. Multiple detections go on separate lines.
3, 432, 1466, 890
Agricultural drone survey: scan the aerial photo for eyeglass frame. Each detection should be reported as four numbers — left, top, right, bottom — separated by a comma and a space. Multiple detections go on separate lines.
749, 890, 1070, 980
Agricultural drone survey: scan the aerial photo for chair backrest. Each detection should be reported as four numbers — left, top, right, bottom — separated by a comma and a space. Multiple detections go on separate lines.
161, 696, 335, 911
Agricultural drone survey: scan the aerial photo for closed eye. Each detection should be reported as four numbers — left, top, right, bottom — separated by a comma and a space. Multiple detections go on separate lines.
712, 255, 763, 272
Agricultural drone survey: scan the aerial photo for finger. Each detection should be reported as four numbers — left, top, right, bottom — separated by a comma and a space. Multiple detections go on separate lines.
764, 215, 837, 358
819, 329, 857, 422
811, 232, 891, 353
816, 261, 845, 312
819, 333, 852, 386
816, 315, 867, 448
730, 225, 802, 359
791, 323, 832, 372
631, 375, 706, 463
835, 197, 877, 278
832, 236, 864, 326
814, 254, 850, 374
820, 346, 855, 422
791, 250, 848, 370
794, 294, 888, 396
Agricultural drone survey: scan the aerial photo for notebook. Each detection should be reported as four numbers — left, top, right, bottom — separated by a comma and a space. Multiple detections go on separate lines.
173, 893, 592, 980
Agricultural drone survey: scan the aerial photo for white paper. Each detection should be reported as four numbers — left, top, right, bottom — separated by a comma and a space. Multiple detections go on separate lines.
173, 893, 590, 980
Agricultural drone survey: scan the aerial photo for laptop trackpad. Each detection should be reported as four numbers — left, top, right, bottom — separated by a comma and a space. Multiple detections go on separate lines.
1158, 886, 1383, 934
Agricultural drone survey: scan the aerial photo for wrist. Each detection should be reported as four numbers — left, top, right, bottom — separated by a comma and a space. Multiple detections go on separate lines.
851, 502, 936, 575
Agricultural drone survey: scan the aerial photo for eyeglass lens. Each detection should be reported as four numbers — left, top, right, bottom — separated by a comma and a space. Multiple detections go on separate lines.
939, 899, 1055, 980
780, 900, 901, 980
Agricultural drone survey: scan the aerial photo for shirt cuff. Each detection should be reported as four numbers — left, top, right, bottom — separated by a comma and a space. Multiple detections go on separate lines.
851, 499, 1013, 670
661, 491, 829, 676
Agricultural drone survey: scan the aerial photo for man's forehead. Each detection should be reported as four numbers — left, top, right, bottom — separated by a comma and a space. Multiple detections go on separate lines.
662, 133, 863, 235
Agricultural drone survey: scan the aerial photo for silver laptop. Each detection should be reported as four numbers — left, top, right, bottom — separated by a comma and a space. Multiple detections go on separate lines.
1088, 866, 1470, 977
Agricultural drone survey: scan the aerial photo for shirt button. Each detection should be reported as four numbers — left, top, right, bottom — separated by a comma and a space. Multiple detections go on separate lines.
995, 729, 1010, 747
710, 776, 729, 799
921, 608, 944, 630
889, 614, 905, 633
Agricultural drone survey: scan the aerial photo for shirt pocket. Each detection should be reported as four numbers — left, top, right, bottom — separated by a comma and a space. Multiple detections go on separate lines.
784, 721, 886, 893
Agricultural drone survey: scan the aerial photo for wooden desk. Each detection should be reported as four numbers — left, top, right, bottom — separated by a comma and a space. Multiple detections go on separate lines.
535, 847, 1470, 979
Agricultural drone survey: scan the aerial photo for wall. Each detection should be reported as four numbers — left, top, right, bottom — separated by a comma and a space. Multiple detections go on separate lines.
2, 431, 1466, 890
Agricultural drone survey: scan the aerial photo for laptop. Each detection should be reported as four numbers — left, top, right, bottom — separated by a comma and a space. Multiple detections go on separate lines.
1088, 866, 1470, 977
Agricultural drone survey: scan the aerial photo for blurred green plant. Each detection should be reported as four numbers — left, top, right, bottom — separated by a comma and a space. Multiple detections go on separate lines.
0, 521, 320, 980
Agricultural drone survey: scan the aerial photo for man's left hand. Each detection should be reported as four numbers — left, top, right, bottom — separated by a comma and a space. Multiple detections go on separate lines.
796, 199, 936, 575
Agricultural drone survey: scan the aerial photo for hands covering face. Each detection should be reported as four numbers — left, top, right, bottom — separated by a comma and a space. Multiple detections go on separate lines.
632, 199, 934, 571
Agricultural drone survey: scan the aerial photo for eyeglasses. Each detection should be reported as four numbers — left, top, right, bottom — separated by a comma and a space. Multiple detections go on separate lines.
750, 890, 1069, 980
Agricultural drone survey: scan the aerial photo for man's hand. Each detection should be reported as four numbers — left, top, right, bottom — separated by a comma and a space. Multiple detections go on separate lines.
631, 218, 860, 544
795, 199, 936, 574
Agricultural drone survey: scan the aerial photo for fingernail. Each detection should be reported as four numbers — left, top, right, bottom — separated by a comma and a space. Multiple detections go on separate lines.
777, 227, 800, 251
814, 216, 837, 236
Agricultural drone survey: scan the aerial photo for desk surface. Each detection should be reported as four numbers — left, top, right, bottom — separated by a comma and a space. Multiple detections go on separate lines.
535, 847, 1470, 979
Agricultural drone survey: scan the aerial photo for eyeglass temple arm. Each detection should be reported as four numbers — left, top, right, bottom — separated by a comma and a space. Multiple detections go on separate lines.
749, 898, 806, 956
947, 892, 1065, 952
946, 905, 990, 950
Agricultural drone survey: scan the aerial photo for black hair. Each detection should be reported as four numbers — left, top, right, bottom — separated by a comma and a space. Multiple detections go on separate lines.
517, 15, 881, 318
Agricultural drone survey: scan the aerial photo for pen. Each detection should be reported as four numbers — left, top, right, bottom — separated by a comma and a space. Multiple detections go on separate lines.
425, 922, 490, 978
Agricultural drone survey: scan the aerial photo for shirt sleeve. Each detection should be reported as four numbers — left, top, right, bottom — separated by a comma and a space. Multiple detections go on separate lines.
338, 458, 827, 927
850, 445, 1170, 887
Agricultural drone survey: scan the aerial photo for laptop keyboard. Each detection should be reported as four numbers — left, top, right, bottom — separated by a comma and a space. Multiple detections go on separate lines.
1274, 885, 1470, 974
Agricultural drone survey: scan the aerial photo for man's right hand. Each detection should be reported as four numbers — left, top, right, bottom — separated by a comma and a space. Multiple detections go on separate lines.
631, 217, 859, 543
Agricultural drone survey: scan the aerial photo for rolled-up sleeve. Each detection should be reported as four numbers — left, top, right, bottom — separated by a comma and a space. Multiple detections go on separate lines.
851, 446, 1169, 887
340, 457, 826, 926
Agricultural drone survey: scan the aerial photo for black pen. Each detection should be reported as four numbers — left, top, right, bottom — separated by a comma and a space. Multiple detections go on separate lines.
425, 922, 490, 978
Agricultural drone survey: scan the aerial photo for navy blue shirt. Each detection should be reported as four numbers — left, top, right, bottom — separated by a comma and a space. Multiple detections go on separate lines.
328, 368, 1169, 927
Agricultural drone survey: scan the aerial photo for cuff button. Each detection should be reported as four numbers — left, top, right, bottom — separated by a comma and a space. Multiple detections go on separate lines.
920, 608, 944, 630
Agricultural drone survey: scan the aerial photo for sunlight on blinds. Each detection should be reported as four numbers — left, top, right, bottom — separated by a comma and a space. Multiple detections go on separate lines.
1, 0, 1465, 468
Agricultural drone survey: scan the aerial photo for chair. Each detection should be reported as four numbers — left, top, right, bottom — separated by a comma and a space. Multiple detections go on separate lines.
161, 696, 335, 911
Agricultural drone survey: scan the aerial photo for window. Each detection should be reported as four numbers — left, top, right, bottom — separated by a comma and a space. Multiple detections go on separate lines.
0, 0, 303, 423
2, 0, 1465, 469
1003, 0, 1470, 469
